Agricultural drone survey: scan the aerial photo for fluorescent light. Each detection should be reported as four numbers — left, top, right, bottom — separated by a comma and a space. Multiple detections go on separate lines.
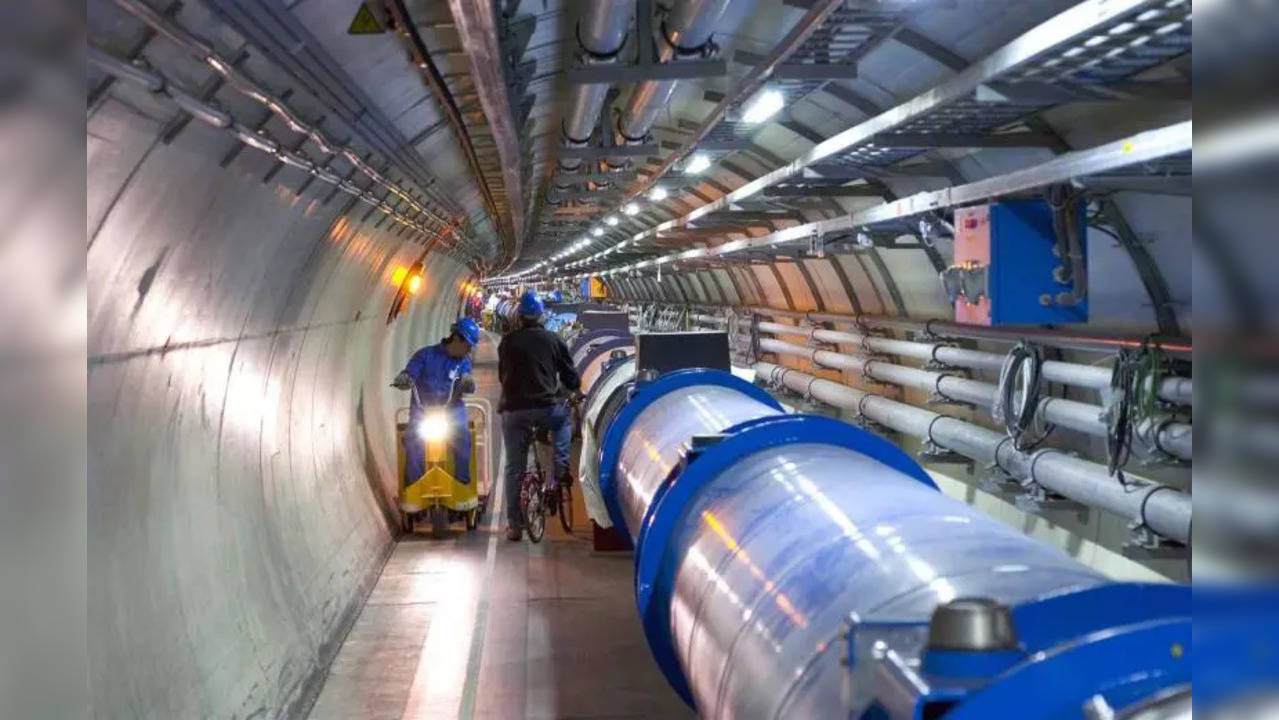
649, 186, 668, 201
742, 88, 784, 124
685, 153, 711, 174
623, 202, 640, 215
592, 227, 604, 236
605, 215, 619, 226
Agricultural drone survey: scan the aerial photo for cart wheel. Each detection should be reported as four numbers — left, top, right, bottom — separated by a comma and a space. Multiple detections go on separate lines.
430, 505, 449, 538
401, 512, 414, 534
465, 507, 480, 531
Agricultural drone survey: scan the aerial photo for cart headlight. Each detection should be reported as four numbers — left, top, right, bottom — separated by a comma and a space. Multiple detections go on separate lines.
418, 411, 450, 441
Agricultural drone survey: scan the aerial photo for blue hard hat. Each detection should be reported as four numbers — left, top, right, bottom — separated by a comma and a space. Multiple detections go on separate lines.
452, 317, 481, 346
518, 290, 544, 318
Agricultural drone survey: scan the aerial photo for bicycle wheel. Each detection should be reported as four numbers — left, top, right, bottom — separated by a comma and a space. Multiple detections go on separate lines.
524, 478, 546, 543
558, 478, 574, 533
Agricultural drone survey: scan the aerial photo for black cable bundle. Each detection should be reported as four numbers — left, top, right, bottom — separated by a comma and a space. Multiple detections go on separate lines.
994, 341, 1053, 450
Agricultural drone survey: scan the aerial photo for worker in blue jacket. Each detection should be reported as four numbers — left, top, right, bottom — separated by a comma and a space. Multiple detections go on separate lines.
393, 317, 480, 485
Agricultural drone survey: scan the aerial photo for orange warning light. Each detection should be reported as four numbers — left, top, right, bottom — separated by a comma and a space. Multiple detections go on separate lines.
391, 266, 409, 286
407, 275, 423, 294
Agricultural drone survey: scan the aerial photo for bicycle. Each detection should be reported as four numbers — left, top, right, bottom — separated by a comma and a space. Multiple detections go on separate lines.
517, 427, 574, 543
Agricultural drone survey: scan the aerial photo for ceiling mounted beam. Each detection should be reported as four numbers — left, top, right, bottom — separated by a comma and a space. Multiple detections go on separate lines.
559, 144, 660, 160
764, 185, 886, 197
446, 0, 528, 268
873, 132, 1062, 148
773, 62, 858, 80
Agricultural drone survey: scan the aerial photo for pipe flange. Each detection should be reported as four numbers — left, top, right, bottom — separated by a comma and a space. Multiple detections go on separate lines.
1135, 484, 1180, 539
803, 377, 821, 402
925, 414, 947, 447
991, 436, 1016, 478
660, 20, 718, 58
1025, 447, 1065, 488
575, 21, 628, 62
854, 312, 870, 337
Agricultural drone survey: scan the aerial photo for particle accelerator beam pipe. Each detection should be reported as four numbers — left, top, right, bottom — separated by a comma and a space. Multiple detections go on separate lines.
581, 364, 1190, 719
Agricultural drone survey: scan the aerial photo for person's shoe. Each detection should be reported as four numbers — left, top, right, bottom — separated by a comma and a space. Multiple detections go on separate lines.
547, 488, 558, 516
506, 526, 522, 542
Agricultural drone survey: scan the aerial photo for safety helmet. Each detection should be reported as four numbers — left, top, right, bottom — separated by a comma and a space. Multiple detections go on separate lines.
452, 317, 481, 346
518, 289, 544, 318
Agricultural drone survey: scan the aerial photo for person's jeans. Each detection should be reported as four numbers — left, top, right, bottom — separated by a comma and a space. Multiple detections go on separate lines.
501, 403, 571, 528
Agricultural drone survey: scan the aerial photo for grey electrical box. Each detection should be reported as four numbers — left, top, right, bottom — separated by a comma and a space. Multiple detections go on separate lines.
636, 331, 730, 376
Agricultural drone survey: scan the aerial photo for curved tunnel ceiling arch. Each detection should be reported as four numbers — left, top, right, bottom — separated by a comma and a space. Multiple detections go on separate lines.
82, 0, 1197, 717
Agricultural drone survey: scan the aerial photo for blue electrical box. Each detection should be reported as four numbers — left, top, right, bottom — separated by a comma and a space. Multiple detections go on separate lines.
949, 199, 1088, 326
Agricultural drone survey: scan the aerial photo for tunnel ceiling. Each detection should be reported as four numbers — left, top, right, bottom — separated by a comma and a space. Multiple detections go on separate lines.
88, 0, 1189, 291
87, 0, 1190, 294
465, 0, 1189, 332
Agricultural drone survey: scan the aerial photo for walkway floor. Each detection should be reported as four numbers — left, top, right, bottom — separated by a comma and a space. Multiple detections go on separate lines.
307, 332, 692, 720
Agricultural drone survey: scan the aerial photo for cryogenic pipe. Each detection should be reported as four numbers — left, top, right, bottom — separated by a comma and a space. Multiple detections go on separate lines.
754, 335, 1193, 460
561, 0, 634, 169
739, 305, 1193, 360
585, 367, 1190, 719
617, 0, 731, 142
692, 311, 1192, 406
755, 361, 1191, 543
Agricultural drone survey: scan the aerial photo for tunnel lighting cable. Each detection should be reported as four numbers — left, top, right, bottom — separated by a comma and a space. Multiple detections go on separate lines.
86, 44, 480, 264
103, 0, 485, 259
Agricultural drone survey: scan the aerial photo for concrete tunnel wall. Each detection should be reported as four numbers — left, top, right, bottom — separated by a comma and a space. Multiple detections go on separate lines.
88, 95, 471, 718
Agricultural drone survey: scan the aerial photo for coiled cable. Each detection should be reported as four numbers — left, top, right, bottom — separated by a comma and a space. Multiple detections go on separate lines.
994, 342, 1053, 450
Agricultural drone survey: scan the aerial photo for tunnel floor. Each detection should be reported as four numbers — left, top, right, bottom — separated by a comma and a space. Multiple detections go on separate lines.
306, 333, 692, 720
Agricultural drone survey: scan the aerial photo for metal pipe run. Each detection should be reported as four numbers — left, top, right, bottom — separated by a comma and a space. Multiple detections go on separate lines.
690, 311, 1192, 406
561, 0, 634, 169
753, 335, 1192, 461
617, 0, 732, 142
755, 362, 1191, 544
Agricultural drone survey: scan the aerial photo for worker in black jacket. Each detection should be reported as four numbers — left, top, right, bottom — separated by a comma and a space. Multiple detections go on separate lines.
498, 290, 580, 541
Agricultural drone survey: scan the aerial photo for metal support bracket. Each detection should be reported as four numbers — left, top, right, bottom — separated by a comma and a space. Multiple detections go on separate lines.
917, 440, 974, 469
978, 465, 1024, 501
808, 226, 825, 258
1013, 482, 1090, 525
1122, 523, 1189, 560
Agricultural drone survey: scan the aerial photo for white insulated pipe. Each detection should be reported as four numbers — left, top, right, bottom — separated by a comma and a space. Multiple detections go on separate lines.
692, 312, 1192, 407
754, 335, 1193, 461
755, 362, 1192, 544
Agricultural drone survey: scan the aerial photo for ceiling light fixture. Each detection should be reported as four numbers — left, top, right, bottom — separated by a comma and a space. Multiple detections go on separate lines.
741, 88, 784, 124
649, 186, 668, 201
685, 153, 711, 174
623, 202, 640, 215
605, 215, 619, 226
592, 227, 604, 236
